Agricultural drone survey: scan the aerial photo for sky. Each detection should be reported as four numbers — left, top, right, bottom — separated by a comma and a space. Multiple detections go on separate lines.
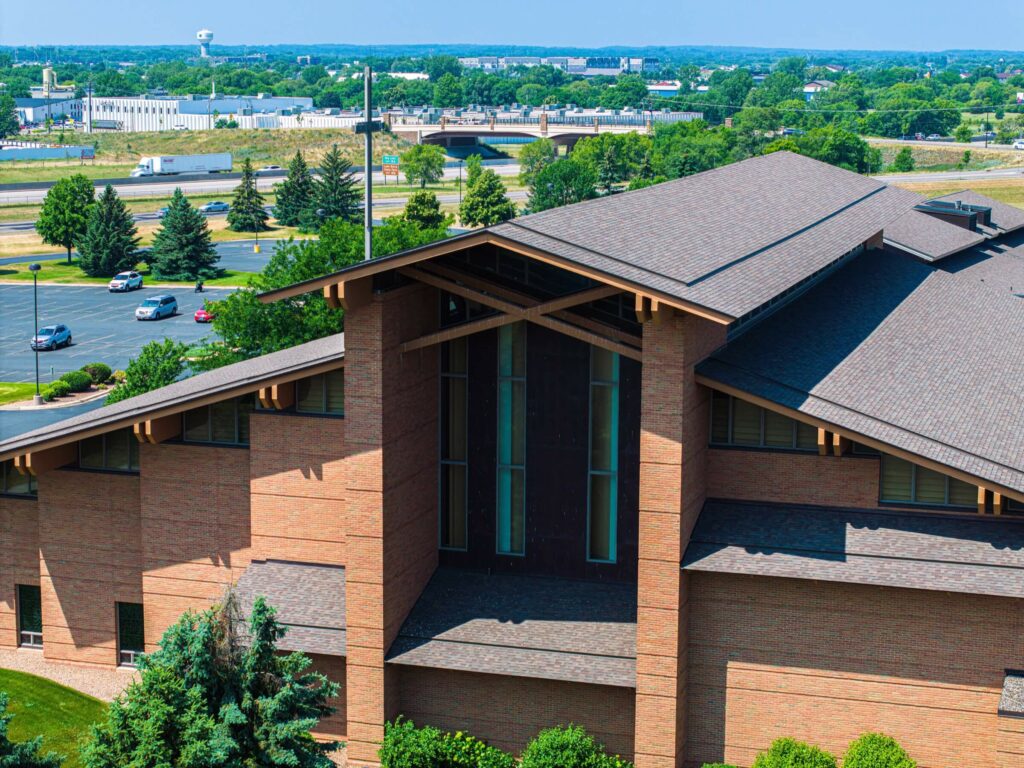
3, 0, 1024, 52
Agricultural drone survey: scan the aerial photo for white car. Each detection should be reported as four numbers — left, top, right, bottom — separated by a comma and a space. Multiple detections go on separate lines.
108, 271, 143, 292
257, 165, 282, 174
135, 295, 178, 320
1013, 140, 1024, 151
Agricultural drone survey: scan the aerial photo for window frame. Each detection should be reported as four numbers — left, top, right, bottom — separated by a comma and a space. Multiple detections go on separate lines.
181, 394, 254, 446
709, 392, 817, 453
496, 322, 527, 557
294, 369, 345, 416
77, 428, 140, 473
0, 459, 36, 497
879, 454, 977, 509
116, 602, 145, 668
16, 584, 42, 649
587, 347, 619, 564
439, 339, 469, 552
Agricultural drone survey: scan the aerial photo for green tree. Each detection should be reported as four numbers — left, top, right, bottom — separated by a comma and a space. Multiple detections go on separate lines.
527, 158, 598, 213
424, 55, 461, 81
843, 734, 915, 768
274, 151, 316, 227
82, 596, 340, 768
465, 153, 483, 188
518, 138, 556, 187
0, 94, 19, 138
0, 693, 62, 767
148, 188, 219, 280
401, 144, 446, 188
402, 190, 451, 230
890, 146, 915, 172
227, 158, 268, 232
308, 144, 361, 230
35, 174, 94, 263
460, 169, 516, 226
752, 738, 837, 768
433, 73, 463, 108
954, 123, 974, 142
199, 218, 450, 369
105, 338, 188, 404
77, 185, 140, 277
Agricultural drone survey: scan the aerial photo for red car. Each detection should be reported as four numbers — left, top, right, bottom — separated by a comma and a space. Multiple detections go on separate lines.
194, 308, 214, 323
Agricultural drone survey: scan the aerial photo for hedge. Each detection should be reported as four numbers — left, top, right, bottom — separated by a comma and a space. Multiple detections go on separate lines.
752, 739, 837, 768
42, 380, 71, 401
843, 734, 916, 768
82, 362, 112, 384
59, 370, 93, 393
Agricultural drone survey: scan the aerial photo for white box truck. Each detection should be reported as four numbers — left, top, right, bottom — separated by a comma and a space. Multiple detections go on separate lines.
130, 153, 232, 177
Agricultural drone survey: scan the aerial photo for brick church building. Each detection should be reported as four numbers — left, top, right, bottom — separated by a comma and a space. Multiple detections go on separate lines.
1, 152, 1022, 767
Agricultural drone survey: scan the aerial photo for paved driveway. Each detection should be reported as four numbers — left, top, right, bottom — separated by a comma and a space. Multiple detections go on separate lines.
0, 284, 233, 383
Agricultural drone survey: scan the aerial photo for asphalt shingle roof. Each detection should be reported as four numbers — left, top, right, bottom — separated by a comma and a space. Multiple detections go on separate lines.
0, 333, 345, 460
386, 568, 637, 687
883, 208, 985, 261
683, 501, 1024, 598
234, 560, 346, 656
696, 246, 1024, 496
491, 151, 922, 318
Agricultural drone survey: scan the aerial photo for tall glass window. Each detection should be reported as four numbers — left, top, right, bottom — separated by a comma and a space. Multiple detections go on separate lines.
440, 338, 468, 550
496, 323, 526, 555
117, 602, 145, 667
17, 585, 42, 648
588, 348, 619, 563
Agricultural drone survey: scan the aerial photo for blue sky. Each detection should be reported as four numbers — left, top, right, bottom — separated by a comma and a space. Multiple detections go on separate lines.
3, 0, 1024, 51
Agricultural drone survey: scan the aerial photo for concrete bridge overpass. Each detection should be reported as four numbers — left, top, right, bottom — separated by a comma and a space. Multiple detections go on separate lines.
386, 112, 701, 148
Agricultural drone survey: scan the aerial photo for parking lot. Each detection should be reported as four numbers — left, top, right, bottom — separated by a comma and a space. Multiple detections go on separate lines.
0, 284, 233, 382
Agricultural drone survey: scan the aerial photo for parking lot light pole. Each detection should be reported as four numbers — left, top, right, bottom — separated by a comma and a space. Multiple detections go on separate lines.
29, 263, 43, 405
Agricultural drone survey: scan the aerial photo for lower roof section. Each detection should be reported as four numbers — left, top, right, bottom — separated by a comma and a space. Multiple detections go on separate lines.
683, 501, 1024, 599
234, 560, 346, 656
386, 568, 637, 688
1001, 671, 1024, 717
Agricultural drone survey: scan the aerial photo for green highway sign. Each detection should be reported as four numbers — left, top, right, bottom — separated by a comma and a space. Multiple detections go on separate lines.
382, 155, 400, 165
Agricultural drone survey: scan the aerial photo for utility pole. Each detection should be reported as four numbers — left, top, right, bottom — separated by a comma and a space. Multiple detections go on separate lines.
364, 65, 373, 261
29, 263, 42, 405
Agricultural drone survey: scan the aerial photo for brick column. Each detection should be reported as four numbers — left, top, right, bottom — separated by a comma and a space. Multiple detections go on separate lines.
345, 284, 440, 765
634, 310, 726, 768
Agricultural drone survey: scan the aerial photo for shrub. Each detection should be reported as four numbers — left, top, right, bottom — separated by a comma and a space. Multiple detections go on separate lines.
81, 362, 112, 385
701, 764, 739, 768
843, 734, 915, 768
752, 738, 837, 768
59, 370, 92, 392
42, 380, 71, 401
379, 718, 516, 768
521, 725, 633, 768
111, 369, 127, 383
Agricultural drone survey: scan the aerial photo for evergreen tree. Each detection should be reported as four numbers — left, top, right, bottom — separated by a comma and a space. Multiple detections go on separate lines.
460, 168, 516, 226
0, 94, 19, 139
77, 185, 140, 277
402, 190, 450, 230
0, 693, 62, 767
82, 596, 340, 768
35, 174, 95, 263
308, 144, 361, 231
273, 151, 315, 227
148, 188, 220, 280
227, 158, 268, 232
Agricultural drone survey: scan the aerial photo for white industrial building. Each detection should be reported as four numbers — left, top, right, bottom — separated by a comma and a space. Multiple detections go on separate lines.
84, 93, 315, 132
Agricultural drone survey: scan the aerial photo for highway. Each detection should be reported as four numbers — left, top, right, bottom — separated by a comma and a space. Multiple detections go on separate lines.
0, 159, 522, 206
875, 167, 1024, 183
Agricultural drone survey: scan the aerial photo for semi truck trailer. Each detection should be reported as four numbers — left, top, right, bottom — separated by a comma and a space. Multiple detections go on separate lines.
130, 153, 232, 177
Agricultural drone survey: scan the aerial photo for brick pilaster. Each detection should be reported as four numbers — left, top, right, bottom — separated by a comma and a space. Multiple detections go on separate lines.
634, 310, 725, 768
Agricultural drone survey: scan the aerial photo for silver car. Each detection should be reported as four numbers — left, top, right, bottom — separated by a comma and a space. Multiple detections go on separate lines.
198, 201, 230, 214
135, 295, 178, 320
108, 271, 143, 292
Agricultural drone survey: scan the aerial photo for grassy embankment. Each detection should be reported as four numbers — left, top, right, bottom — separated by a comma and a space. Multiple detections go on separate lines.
0, 668, 106, 768
875, 142, 1024, 173
0, 382, 37, 405
893, 177, 1024, 206
0, 127, 413, 184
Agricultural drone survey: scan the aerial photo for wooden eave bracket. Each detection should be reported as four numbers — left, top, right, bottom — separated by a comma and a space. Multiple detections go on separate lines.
258, 382, 295, 410
133, 414, 181, 445
13, 443, 76, 476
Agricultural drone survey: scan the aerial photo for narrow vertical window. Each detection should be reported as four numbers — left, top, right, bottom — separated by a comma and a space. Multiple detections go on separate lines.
17, 585, 42, 648
117, 602, 145, 667
440, 338, 468, 550
589, 347, 619, 562
497, 322, 526, 555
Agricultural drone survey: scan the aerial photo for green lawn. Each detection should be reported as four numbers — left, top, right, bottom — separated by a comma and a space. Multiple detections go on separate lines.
0, 259, 257, 287
0, 668, 107, 768
0, 383, 36, 405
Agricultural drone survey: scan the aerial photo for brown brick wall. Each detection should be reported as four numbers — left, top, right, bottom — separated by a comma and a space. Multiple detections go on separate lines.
397, 667, 636, 759
998, 714, 1024, 768
707, 449, 882, 508
0, 495, 39, 649
635, 311, 726, 768
686, 572, 1024, 768
345, 283, 440, 764
36, 470, 143, 666
139, 442, 252, 652
308, 652, 348, 740
250, 412, 347, 566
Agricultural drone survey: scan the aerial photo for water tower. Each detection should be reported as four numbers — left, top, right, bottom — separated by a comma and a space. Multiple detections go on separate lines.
197, 29, 214, 58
